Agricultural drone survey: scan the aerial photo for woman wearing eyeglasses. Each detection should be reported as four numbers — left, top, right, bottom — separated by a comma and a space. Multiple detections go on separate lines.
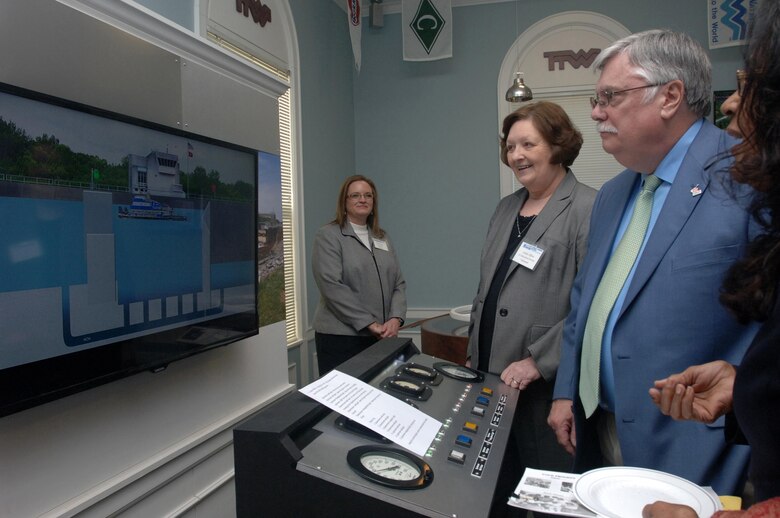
467, 102, 596, 495
312, 174, 407, 375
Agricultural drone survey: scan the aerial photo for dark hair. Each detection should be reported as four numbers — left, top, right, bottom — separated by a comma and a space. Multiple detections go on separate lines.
333, 174, 385, 238
499, 101, 583, 168
720, 0, 780, 323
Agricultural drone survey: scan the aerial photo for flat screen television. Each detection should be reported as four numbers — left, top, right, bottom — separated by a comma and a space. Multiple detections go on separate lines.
0, 82, 259, 417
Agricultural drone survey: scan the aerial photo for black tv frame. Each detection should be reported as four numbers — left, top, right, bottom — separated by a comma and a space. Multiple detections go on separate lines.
0, 81, 260, 417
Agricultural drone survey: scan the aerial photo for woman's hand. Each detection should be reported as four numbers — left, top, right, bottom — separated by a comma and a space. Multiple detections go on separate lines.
367, 322, 384, 338
500, 357, 541, 390
379, 318, 401, 338
649, 360, 736, 423
642, 501, 698, 518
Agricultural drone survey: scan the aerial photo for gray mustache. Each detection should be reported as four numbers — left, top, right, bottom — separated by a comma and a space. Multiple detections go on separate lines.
596, 123, 618, 134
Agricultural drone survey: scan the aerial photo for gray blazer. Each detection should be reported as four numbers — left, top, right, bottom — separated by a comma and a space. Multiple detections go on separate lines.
312, 222, 406, 336
468, 171, 596, 378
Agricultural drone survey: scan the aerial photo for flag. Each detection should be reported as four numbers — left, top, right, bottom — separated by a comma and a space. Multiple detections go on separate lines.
708, 0, 755, 49
347, 0, 361, 71
187, 142, 194, 158
402, 0, 452, 62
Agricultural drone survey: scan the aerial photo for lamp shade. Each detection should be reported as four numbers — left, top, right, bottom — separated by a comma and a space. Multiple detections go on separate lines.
505, 72, 533, 103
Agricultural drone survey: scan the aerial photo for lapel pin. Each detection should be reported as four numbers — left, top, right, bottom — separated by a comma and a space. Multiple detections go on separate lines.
690, 184, 702, 197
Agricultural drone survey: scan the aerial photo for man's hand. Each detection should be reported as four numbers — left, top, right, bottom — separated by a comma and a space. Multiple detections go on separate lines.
547, 399, 576, 455
649, 360, 736, 423
642, 501, 698, 518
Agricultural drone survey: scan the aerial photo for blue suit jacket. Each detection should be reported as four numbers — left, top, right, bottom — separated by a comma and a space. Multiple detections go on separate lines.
553, 121, 759, 495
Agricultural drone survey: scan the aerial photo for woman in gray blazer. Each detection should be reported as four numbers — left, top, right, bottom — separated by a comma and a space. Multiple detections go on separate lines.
468, 102, 596, 483
312, 175, 407, 375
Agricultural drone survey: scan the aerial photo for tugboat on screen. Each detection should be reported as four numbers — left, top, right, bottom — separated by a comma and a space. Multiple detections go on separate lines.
118, 195, 186, 221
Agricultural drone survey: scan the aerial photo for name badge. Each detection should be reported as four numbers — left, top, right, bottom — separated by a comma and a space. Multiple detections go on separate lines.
512, 242, 544, 270
373, 239, 389, 251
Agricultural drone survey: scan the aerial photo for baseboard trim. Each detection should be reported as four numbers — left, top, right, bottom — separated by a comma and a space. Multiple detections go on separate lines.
163, 469, 236, 518
43, 387, 295, 518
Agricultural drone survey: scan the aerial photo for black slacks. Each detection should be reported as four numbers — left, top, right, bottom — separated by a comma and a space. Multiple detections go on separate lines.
314, 332, 378, 376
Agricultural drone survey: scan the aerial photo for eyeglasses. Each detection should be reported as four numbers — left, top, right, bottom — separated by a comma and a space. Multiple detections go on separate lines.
347, 192, 373, 200
736, 69, 747, 96
589, 84, 662, 109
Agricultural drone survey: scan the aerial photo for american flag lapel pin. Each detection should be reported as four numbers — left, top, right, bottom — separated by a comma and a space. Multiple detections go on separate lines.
690, 184, 702, 197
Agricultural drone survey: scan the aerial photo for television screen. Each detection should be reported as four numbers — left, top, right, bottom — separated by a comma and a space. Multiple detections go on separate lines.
0, 82, 259, 417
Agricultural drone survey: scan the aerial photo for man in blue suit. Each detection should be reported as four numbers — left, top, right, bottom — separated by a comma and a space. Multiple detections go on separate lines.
548, 29, 758, 496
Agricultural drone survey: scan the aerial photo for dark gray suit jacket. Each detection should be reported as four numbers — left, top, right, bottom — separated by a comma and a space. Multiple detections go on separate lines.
469, 170, 596, 379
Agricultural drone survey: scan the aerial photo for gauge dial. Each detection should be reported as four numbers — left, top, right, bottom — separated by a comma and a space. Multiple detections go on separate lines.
433, 361, 484, 382
382, 376, 432, 400
395, 363, 442, 386
389, 379, 424, 395
402, 364, 436, 380
360, 453, 421, 481
347, 446, 434, 489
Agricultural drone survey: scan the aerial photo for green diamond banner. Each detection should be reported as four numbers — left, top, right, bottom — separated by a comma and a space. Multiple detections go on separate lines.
403, 0, 453, 61
410, 0, 445, 54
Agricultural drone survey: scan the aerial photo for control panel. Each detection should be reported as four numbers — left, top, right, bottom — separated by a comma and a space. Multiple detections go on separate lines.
234, 337, 519, 518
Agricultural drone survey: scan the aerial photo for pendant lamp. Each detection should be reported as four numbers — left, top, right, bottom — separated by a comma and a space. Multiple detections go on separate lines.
505, 72, 533, 103
505, 0, 533, 103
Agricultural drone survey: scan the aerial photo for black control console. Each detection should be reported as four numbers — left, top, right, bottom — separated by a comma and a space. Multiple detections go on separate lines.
234, 337, 519, 518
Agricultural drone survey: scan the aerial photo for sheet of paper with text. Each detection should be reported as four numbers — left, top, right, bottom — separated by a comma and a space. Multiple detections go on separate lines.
300, 370, 442, 456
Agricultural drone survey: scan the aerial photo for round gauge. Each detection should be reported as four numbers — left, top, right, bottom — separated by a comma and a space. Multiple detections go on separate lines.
347, 446, 434, 490
433, 361, 484, 382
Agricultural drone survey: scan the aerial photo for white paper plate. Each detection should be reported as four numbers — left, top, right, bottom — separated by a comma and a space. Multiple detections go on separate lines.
573, 467, 720, 518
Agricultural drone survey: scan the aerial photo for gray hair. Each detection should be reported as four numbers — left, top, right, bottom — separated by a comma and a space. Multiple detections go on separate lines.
593, 29, 712, 118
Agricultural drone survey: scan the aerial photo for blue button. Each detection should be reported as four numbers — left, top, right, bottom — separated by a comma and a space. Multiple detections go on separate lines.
455, 434, 473, 447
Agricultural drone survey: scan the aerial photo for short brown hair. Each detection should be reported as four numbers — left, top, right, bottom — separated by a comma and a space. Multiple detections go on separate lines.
499, 101, 583, 168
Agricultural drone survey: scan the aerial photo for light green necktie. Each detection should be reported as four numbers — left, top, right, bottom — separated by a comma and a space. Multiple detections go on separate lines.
579, 174, 663, 418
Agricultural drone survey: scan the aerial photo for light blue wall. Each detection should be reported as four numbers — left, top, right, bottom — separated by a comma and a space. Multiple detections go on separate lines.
288, 1, 358, 325
135, 0, 745, 323
293, 0, 744, 322
353, 3, 518, 311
